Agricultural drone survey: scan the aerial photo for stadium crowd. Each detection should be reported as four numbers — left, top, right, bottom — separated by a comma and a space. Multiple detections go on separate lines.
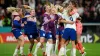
0, 0, 100, 56
0, 0, 100, 27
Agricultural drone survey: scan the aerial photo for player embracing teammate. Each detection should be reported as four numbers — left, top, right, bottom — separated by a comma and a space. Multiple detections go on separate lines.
8, 1, 86, 56
58, 1, 86, 56
7, 7, 25, 56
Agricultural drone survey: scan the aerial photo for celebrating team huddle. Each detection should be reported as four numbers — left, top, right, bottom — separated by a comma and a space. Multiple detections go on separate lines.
7, 1, 86, 56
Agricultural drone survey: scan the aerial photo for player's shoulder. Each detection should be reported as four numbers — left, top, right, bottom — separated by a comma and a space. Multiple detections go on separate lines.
62, 13, 69, 19
43, 12, 49, 17
72, 13, 79, 18
57, 12, 62, 16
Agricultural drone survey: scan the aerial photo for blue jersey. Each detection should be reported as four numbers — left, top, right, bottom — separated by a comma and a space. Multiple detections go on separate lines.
22, 17, 38, 34
22, 17, 38, 39
12, 20, 22, 39
12, 20, 22, 30
22, 18, 27, 34
25, 21, 38, 34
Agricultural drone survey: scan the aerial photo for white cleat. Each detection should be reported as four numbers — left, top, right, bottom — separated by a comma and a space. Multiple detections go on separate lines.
33, 53, 37, 56
58, 51, 65, 56
13, 54, 18, 56
82, 52, 86, 56
51, 54, 57, 56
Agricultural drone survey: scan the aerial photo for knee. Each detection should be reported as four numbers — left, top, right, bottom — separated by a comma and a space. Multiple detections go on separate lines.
40, 39, 45, 44
48, 39, 53, 44
40, 40, 44, 44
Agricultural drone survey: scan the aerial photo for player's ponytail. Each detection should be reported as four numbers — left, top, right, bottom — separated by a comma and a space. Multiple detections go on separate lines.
7, 7, 16, 13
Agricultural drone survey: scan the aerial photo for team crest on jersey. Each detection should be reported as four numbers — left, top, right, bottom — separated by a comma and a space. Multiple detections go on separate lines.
30, 35, 32, 38
20, 32, 22, 34
43, 33, 45, 36
50, 35, 52, 38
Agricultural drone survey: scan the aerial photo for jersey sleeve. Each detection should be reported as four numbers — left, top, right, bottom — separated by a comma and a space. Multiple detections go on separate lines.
22, 18, 27, 24
42, 17, 50, 25
76, 13, 80, 18
62, 14, 69, 21
13, 20, 21, 28
62, 14, 65, 19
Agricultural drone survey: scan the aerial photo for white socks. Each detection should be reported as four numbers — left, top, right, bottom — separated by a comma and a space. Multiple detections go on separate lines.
28, 49, 31, 54
70, 48, 76, 56
55, 39, 59, 53
46, 43, 53, 56
45, 42, 49, 55
64, 46, 67, 56
52, 44, 56, 54
59, 47, 65, 56
13, 47, 24, 56
20, 47, 24, 54
34, 42, 41, 54
42, 47, 45, 52
13, 49, 19, 56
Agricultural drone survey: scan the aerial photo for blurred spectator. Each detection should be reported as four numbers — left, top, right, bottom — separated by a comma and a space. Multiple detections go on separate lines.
0, 6, 5, 20
63, 0, 70, 4
78, 5, 84, 16
36, 3, 43, 16
2, 16, 11, 26
0, 17, 3, 27
77, 0, 84, 16
36, 2, 44, 26
23, 0, 29, 5
17, 0, 23, 8
29, 0, 35, 9
0, 0, 99, 27
11, 0, 17, 7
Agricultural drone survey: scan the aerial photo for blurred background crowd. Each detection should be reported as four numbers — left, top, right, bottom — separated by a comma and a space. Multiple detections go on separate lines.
0, 0, 100, 33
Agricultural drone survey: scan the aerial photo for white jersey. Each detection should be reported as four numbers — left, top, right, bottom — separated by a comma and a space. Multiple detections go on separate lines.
62, 13, 79, 30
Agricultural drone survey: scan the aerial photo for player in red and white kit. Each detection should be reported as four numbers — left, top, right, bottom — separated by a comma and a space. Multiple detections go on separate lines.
76, 17, 86, 56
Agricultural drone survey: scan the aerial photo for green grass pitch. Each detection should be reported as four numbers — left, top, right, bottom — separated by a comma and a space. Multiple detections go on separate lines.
0, 43, 100, 56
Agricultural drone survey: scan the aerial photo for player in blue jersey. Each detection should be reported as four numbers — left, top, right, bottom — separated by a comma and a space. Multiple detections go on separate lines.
22, 9, 39, 56
8, 7, 25, 56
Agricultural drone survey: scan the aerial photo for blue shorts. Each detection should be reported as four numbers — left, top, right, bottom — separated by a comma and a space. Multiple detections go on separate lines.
56, 28, 63, 36
39, 30, 54, 40
26, 33, 38, 40
62, 28, 76, 41
12, 29, 22, 39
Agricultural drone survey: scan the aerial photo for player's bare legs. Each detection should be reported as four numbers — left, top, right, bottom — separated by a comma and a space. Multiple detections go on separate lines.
71, 40, 76, 56
18, 35, 25, 56
33, 37, 45, 56
46, 39, 53, 56
58, 38, 66, 56
28, 39, 34, 56
13, 35, 25, 56
55, 35, 59, 53
76, 34, 86, 56
13, 40, 20, 56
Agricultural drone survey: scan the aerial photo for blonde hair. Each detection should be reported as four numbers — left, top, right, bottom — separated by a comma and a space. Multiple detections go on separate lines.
22, 5, 33, 13
7, 7, 21, 13
22, 5, 32, 9
7, 7, 16, 13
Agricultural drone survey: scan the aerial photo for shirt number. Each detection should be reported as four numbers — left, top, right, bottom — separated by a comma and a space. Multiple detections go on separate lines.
70, 17, 73, 21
